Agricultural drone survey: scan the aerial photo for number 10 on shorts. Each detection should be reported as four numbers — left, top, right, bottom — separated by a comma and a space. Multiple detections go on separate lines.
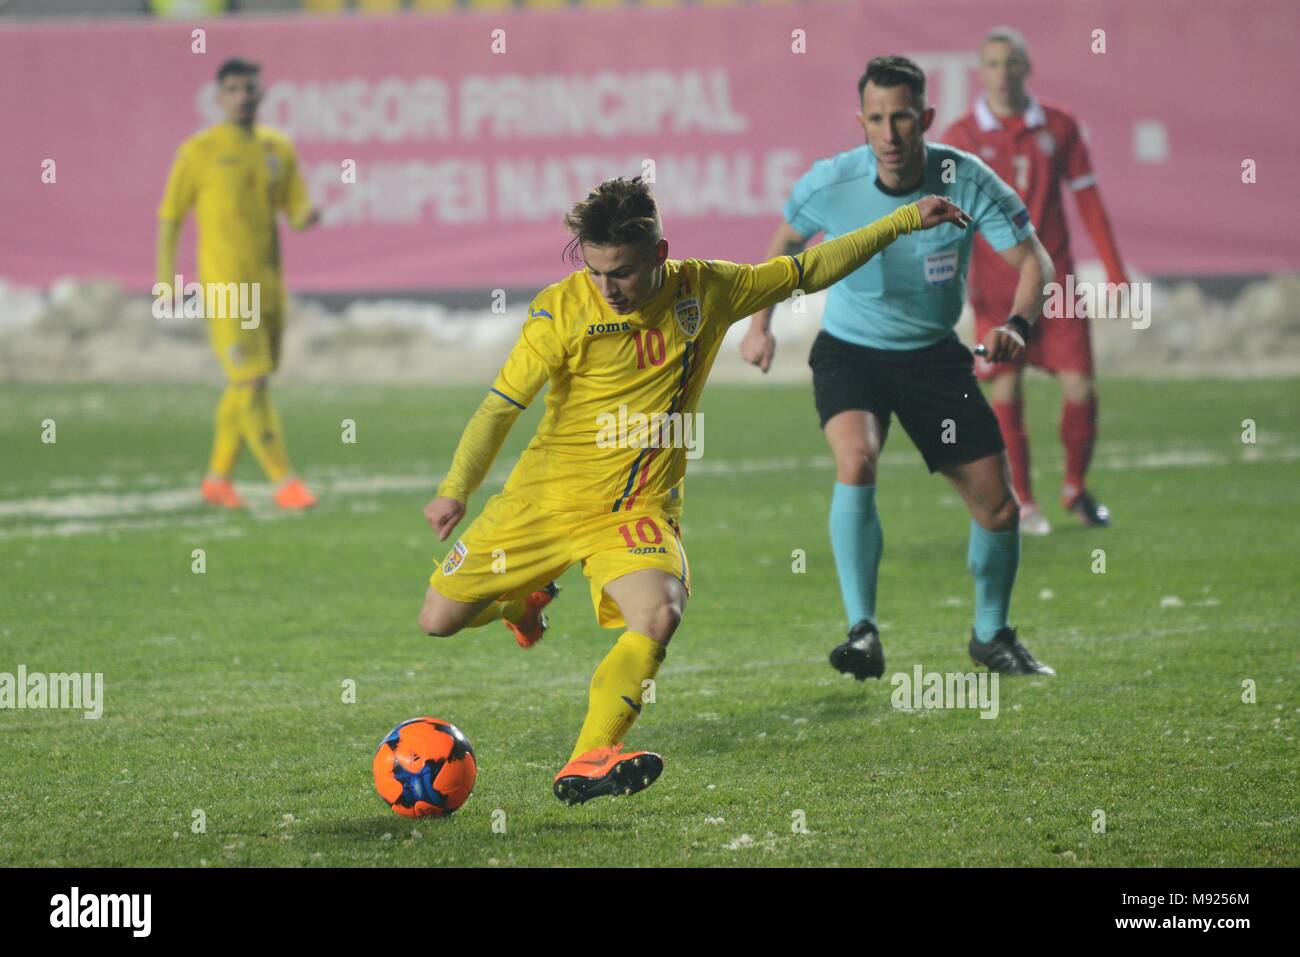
618, 518, 664, 549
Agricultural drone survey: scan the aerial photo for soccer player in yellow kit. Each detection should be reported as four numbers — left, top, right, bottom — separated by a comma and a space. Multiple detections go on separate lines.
419, 177, 969, 805
157, 58, 319, 510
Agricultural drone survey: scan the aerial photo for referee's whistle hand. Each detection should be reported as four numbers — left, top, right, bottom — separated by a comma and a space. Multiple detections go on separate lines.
916, 196, 972, 231
980, 326, 1026, 364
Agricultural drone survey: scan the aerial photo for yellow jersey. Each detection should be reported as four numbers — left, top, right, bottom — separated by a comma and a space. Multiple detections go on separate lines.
490, 256, 803, 516
157, 122, 313, 299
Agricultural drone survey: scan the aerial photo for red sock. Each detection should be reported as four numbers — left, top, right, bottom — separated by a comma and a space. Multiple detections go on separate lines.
992, 398, 1032, 505
1061, 397, 1098, 504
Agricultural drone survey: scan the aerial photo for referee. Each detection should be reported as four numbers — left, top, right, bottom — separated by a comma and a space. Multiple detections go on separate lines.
741, 56, 1056, 678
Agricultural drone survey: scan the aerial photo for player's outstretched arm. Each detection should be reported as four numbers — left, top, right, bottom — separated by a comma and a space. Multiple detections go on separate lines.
424, 393, 524, 541
796, 196, 970, 294
739, 220, 810, 374
425, 300, 564, 540
720, 197, 970, 329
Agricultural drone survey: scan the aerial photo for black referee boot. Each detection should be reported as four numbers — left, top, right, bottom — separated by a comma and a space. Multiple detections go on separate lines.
968, 626, 1055, 676
1067, 490, 1111, 528
829, 620, 885, 681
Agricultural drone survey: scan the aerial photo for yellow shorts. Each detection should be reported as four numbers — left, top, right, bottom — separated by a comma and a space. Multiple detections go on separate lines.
208, 310, 283, 382
429, 492, 691, 630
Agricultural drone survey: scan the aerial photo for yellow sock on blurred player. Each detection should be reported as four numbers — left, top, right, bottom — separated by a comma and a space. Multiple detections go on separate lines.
571, 630, 665, 759
237, 384, 291, 483
207, 385, 244, 477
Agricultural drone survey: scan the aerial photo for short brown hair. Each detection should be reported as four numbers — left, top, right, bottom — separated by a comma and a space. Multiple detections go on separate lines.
858, 55, 927, 108
563, 177, 661, 266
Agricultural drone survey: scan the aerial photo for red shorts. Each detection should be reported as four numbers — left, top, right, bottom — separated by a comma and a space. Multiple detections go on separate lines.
973, 308, 1094, 381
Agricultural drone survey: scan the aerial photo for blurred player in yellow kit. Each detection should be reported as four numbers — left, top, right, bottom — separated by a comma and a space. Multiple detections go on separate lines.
418, 176, 970, 805
156, 58, 319, 510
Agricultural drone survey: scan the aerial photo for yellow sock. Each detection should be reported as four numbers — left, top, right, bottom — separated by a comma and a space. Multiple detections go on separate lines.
571, 630, 665, 760
237, 384, 292, 483
207, 386, 244, 477
466, 596, 525, 629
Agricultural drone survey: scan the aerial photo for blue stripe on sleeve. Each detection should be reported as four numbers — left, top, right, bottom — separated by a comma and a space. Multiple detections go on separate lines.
491, 388, 526, 410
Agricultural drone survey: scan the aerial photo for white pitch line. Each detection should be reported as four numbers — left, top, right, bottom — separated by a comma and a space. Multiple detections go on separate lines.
0, 445, 1297, 538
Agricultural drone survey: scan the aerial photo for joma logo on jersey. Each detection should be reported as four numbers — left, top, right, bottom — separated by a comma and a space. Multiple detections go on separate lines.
442, 540, 468, 576
587, 321, 631, 336
673, 298, 701, 337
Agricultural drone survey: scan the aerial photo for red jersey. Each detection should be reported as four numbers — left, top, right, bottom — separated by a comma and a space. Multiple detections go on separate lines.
943, 95, 1096, 316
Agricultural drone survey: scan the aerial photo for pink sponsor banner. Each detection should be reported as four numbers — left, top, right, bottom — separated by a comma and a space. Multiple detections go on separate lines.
0, 0, 1295, 292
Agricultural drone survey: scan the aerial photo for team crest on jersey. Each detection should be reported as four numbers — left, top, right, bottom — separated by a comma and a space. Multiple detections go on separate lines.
674, 297, 701, 337
980, 146, 997, 160
442, 539, 468, 576
1036, 131, 1056, 156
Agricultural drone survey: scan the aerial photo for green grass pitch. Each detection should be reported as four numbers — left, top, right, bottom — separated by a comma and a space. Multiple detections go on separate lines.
1, 377, 1296, 866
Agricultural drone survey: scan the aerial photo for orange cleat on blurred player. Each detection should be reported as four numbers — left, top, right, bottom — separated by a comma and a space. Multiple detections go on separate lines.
273, 476, 317, 510
200, 476, 244, 509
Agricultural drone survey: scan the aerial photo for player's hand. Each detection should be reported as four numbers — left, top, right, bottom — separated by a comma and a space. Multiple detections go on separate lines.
424, 496, 466, 542
916, 195, 972, 231
979, 324, 1027, 363
740, 324, 776, 373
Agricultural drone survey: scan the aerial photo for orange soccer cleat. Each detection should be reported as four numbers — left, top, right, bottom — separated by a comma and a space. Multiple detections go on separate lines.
200, 476, 244, 509
552, 743, 664, 806
503, 582, 560, 649
273, 476, 318, 510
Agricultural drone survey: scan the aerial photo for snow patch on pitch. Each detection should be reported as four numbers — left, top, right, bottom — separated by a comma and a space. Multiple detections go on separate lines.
3, 269, 1299, 384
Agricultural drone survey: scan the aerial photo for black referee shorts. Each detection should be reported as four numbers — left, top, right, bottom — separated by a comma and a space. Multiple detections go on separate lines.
809, 330, 1005, 473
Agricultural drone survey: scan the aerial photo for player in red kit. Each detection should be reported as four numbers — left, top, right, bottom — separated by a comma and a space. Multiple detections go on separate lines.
944, 27, 1128, 532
